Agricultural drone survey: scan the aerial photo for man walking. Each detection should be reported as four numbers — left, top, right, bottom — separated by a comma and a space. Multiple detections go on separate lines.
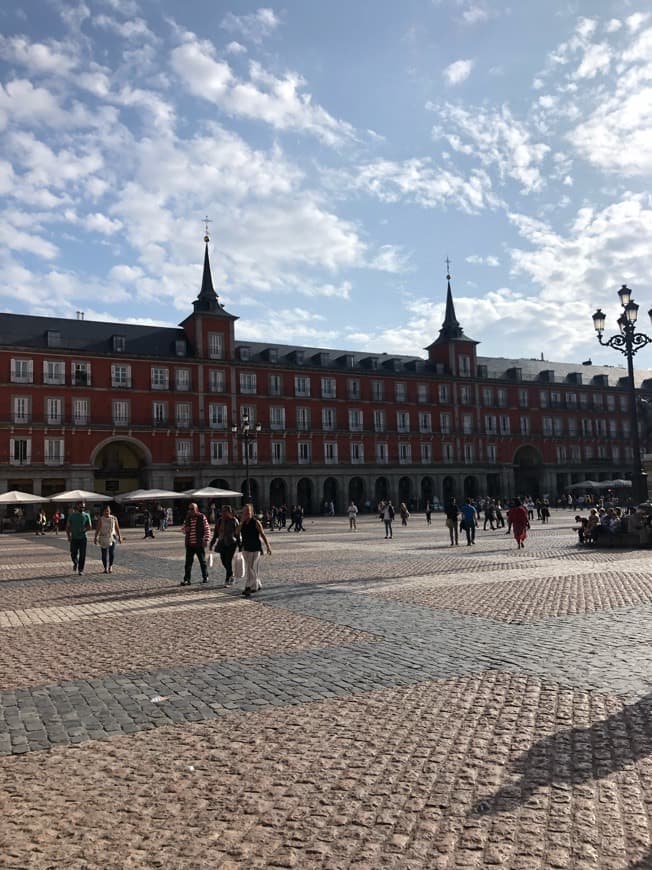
380, 500, 395, 539
180, 502, 210, 586
66, 502, 92, 575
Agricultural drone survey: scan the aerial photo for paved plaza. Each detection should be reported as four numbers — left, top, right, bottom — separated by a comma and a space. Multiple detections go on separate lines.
0, 511, 650, 869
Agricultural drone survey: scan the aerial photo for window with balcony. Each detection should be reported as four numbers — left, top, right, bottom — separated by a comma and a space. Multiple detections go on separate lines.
568, 417, 578, 437
321, 377, 336, 398
584, 444, 594, 460
520, 416, 530, 435
71, 362, 91, 386
294, 376, 311, 397
151, 367, 169, 390
395, 382, 407, 402
347, 378, 360, 399
487, 444, 497, 464
10, 359, 33, 383
458, 355, 471, 376
398, 442, 411, 464
570, 445, 581, 462
593, 393, 604, 410
396, 411, 410, 433
622, 420, 631, 438
208, 333, 224, 359
419, 412, 431, 433
581, 418, 593, 437
112, 400, 129, 426
44, 360, 65, 385
460, 385, 472, 405
348, 409, 363, 431
176, 439, 192, 463
46, 398, 63, 425
609, 419, 618, 438
45, 438, 64, 465
210, 441, 228, 464
440, 412, 451, 435
542, 417, 553, 436
10, 437, 31, 465
153, 401, 168, 425
13, 396, 31, 424
500, 415, 511, 435
598, 444, 608, 459
417, 383, 429, 403
175, 368, 190, 391
176, 403, 191, 428
463, 443, 474, 463
271, 441, 285, 464
208, 369, 225, 393
350, 442, 364, 464
482, 388, 493, 407
539, 390, 549, 408
606, 395, 615, 412
485, 415, 497, 434
462, 414, 473, 435
553, 417, 563, 436
72, 398, 89, 426
579, 392, 589, 408
518, 389, 528, 408
497, 389, 507, 408
566, 392, 577, 408
298, 441, 312, 464
550, 391, 562, 408
438, 384, 449, 403
297, 407, 311, 431
373, 409, 385, 432
420, 443, 432, 463
269, 374, 282, 396
324, 442, 338, 464
619, 395, 628, 412
611, 445, 620, 461
240, 372, 257, 394
111, 364, 131, 388
270, 407, 286, 430
208, 403, 228, 429
376, 443, 388, 464
322, 408, 335, 431
371, 380, 384, 401
557, 445, 567, 462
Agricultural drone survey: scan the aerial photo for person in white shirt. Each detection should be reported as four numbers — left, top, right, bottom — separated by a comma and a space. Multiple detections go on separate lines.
347, 501, 358, 530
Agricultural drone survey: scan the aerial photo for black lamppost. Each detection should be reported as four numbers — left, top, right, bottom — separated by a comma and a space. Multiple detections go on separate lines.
592, 284, 652, 504
232, 411, 261, 504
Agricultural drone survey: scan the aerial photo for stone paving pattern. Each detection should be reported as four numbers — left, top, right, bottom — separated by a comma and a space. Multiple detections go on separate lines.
0, 513, 650, 868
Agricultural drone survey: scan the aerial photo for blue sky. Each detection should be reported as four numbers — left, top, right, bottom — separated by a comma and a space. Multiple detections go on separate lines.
0, 0, 651, 364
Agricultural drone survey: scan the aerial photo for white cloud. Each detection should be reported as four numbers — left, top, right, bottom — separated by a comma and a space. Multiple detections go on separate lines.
85, 213, 123, 234
225, 41, 247, 55
626, 12, 650, 33
0, 34, 78, 76
443, 58, 474, 86
221, 8, 281, 43
466, 254, 500, 266
93, 15, 157, 41
574, 42, 611, 79
461, 5, 489, 25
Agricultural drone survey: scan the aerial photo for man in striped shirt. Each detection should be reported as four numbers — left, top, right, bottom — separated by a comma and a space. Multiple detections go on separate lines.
180, 502, 210, 586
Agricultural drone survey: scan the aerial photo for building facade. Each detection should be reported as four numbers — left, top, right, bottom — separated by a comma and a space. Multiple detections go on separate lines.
1, 239, 650, 512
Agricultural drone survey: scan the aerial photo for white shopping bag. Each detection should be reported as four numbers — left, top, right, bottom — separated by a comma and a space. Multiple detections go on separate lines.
208, 552, 214, 567
232, 551, 245, 580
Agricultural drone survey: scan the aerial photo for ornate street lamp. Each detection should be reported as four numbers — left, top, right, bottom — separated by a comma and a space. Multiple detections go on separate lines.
592, 285, 652, 504
232, 411, 262, 504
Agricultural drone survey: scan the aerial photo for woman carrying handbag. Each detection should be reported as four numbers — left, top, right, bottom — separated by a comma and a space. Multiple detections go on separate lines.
212, 504, 240, 586
238, 503, 272, 597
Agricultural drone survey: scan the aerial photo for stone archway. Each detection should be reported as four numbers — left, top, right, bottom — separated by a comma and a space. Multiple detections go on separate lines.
464, 476, 479, 499
374, 476, 389, 506
240, 478, 260, 507
442, 476, 456, 505
92, 438, 150, 496
513, 445, 544, 498
269, 478, 287, 507
398, 476, 412, 509
421, 476, 434, 509
297, 478, 313, 513
323, 477, 338, 512
349, 477, 365, 509
209, 478, 231, 490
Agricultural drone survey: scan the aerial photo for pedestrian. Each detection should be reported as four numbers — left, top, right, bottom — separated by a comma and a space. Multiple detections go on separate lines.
507, 498, 530, 549
143, 508, 155, 539
347, 501, 358, 530
459, 498, 478, 546
94, 505, 123, 573
494, 500, 505, 529
35, 508, 47, 535
483, 501, 496, 530
380, 500, 395, 539
445, 498, 459, 546
399, 502, 410, 526
66, 502, 92, 575
179, 502, 210, 586
212, 504, 239, 586
541, 499, 551, 524
425, 501, 432, 526
53, 509, 61, 535
238, 503, 272, 597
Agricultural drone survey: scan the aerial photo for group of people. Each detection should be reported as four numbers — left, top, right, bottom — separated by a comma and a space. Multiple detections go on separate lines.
65, 502, 123, 575
444, 497, 531, 549
573, 505, 645, 545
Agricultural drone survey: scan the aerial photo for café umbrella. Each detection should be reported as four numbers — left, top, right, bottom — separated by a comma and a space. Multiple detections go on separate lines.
0, 490, 49, 504
116, 489, 182, 502
49, 489, 113, 503
183, 486, 243, 499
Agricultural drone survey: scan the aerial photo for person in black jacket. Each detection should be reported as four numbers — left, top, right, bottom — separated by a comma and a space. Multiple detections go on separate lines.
445, 499, 460, 546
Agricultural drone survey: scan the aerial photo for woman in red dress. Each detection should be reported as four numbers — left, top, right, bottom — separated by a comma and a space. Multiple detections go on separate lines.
507, 498, 530, 549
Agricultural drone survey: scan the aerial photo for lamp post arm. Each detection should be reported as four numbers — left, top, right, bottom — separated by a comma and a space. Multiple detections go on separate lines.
597, 331, 652, 356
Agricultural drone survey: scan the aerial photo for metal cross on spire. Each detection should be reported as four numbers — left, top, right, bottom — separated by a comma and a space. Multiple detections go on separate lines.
203, 215, 212, 241
445, 256, 452, 279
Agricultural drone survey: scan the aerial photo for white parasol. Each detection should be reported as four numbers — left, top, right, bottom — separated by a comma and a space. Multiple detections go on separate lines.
116, 488, 184, 502
183, 486, 243, 499
0, 490, 49, 504
49, 489, 113, 503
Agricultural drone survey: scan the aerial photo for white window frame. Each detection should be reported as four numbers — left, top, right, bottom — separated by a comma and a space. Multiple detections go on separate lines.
13, 396, 31, 424
151, 367, 169, 390
44, 438, 64, 465
71, 361, 91, 387
153, 401, 168, 425
176, 403, 191, 428
112, 400, 130, 426
270, 407, 286, 431
240, 372, 257, 394
398, 442, 411, 464
210, 441, 229, 465
208, 403, 228, 429
294, 376, 311, 397
348, 409, 363, 432
175, 368, 191, 391
46, 397, 63, 425
396, 411, 410, 433
350, 442, 364, 464
208, 369, 225, 393
298, 441, 312, 464
321, 377, 336, 398
208, 333, 224, 359
324, 442, 338, 464
297, 407, 311, 431
72, 398, 89, 426
44, 360, 65, 385
176, 438, 192, 463
10, 359, 33, 383
111, 364, 132, 388
419, 412, 431, 433
376, 443, 388, 464
10, 437, 31, 465
322, 408, 335, 431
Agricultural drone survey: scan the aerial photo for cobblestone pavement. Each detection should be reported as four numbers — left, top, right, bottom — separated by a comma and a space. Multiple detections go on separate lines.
0, 512, 650, 868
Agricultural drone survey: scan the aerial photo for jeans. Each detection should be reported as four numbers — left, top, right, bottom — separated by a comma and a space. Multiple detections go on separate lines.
219, 543, 237, 580
184, 546, 207, 582
100, 542, 116, 569
70, 537, 87, 572
384, 520, 393, 538
462, 522, 476, 544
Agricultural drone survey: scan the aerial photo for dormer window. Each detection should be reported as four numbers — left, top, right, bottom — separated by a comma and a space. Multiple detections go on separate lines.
268, 348, 278, 363
46, 330, 61, 348
239, 347, 250, 361
112, 335, 126, 353
175, 339, 186, 357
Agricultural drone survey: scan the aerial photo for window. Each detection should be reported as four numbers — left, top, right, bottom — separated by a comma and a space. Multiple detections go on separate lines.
598, 444, 608, 459
10, 359, 33, 383
13, 397, 31, 424
419, 412, 432, 433
347, 378, 360, 399
208, 333, 224, 359
518, 389, 528, 408
268, 348, 278, 363
584, 444, 594, 460
570, 445, 581, 462
269, 374, 282, 396
208, 404, 228, 429
240, 406, 256, 426
579, 393, 589, 408
72, 398, 89, 426
176, 439, 192, 463
46, 330, 61, 348
581, 418, 593, 437
487, 444, 497, 464
462, 414, 473, 435
500, 415, 511, 435
239, 347, 250, 362
297, 407, 311, 431
240, 372, 257, 394
485, 415, 497, 435
371, 380, 384, 401
497, 389, 507, 408
622, 420, 631, 438
350, 442, 364, 464
112, 335, 126, 353
210, 441, 228, 464
72, 362, 91, 386
376, 443, 388, 464
10, 437, 31, 464
45, 438, 64, 465
151, 367, 169, 390
550, 391, 562, 408
175, 339, 186, 357
321, 377, 336, 398
298, 442, 312, 464
420, 443, 432, 463
322, 408, 335, 431
176, 403, 191, 428
539, 391, 549, 408
460, 385, 472, 405
553, 418, 563, 436
398, 442, 411, 464
440, 413, 451, 435
113, 400, 129, 426
566, 392, 577, 408
593, 393, 603, 410
520, 416, 530, 435
611, 445, 620, 461
542, 417, 553, 436
294, 376, 310, 397
417, 383, 429, 403
44, 360, 65, 385
271, 441, 285, 464
463, 443, 474, 463
395, 382, 407, 402
208, 369, 225, 393
609, 419, 618, 438
153, 401, 168, 425
270, 407, 286, 430
396, 411, 410, 433
557, 445, 567, 462
373, 409, 385, 432
619, 396, 628, 412
443, 443, 454, 463
175, 368, 190, 391
46, 398, 63, 425
606, 395, 615, 412
459, 355, 471, 376
482, 388, 493, 407
349, 409, 363, 431
568, 417, 578, 437
111, 364, 131, 388
438, 384, 449, 403
324, 442, 338, 464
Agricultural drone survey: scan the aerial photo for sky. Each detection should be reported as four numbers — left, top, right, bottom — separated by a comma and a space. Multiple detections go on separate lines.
0, 0, 651, 366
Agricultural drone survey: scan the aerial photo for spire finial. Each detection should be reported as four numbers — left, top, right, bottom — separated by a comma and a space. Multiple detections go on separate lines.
445, 255, 452, 280
203, 215, 212, 243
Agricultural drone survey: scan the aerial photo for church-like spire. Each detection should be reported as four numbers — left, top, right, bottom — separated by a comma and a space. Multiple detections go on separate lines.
193, 227, 222, 313
439, 271, 464, 340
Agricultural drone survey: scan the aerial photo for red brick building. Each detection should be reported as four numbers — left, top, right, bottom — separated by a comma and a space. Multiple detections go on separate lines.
1, 237, 650, 511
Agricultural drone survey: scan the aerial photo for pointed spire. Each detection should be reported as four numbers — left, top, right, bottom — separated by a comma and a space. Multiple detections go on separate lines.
439, 268, 464, 340
193, 230, 222, 313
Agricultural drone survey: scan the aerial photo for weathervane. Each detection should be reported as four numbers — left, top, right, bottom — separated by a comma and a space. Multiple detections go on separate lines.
203, 215, 212, 242
445, 255, 452, 279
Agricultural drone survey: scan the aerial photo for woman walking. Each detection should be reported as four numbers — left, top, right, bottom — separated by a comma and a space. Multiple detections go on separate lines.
212, 504, 240, 586
238, 504, 272, 597
399, 503, 410, 526
94, 505, 123, 573
507, 498, 530, 549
